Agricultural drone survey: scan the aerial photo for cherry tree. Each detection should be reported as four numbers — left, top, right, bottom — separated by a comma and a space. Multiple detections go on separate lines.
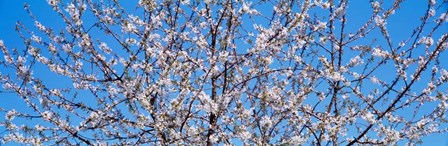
1, 0, 447, 145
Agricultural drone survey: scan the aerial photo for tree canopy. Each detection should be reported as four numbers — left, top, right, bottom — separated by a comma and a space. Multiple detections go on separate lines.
1, 0, 448, 145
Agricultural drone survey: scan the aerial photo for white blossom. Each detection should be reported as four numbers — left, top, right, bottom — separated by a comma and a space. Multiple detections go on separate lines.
260, 116, 272, 128
99, 42, 112, 54
204, 0, 212, 4
4, 55, 13, 63
374, 15, 386, 27
437, 13, 448, 22
5, 109, 17, 120
239, 130, 251, 141
371, 1, 380, 12
41, 111, 52, 121
47, 0, 59, 6
418, 36, 434, 47
370, 76, 380, 84
372, 47, 389, 58
362, 112, 376, 124
429, 8, 436, 17
34, 21, 46, 31
349, 56, 363, 66
122, 22, 137, 33
313, 21, 327, 31
429, 0, 436, 5
290, 135, 306, 144
31, 35, 41, 43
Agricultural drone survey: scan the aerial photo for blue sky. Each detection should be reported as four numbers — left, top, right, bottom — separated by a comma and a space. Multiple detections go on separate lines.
0, 0, 447, 145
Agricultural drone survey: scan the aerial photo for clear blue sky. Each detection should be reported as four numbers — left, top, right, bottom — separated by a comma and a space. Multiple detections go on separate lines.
0, 0, 447, 145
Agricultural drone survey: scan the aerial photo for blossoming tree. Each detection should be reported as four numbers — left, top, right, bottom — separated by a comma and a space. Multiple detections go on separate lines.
1, 0, 447, 145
